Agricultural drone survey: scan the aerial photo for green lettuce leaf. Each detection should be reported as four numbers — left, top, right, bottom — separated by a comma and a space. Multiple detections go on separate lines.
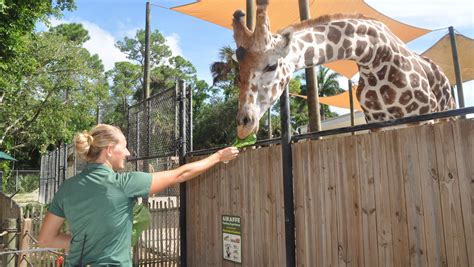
231, 133, 257, 148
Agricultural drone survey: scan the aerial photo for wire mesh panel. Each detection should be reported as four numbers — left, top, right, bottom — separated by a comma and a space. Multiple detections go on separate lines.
128, 88, 177, 162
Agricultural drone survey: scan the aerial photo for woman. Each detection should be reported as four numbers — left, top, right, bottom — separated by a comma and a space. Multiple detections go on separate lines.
38, 124, 239, 266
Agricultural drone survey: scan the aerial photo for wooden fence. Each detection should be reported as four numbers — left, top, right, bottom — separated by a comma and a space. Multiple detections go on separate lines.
185, 119, 473, 266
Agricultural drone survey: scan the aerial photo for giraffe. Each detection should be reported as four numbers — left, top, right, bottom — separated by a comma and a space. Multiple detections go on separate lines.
233, 0, 455, 139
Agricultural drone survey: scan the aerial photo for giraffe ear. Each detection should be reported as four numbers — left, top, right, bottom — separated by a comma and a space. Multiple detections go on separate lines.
275, 27, 293, 55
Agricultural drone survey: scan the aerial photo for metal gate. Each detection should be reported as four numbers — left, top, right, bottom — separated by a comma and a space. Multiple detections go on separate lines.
127, 82, 191, 266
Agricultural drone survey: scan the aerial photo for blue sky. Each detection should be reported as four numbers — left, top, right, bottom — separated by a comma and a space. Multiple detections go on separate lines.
53, 0, 474, 114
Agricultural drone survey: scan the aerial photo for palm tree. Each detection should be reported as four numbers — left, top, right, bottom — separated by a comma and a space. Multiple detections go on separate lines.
210, 45, 240, 100
294, 66, 345, 122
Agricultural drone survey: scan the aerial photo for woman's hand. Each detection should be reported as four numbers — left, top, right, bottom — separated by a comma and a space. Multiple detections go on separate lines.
215, 147, 239, 163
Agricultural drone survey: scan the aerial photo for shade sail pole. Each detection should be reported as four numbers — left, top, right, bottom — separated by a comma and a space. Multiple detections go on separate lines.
299, 0, 321, 132
448, 26, 465, 109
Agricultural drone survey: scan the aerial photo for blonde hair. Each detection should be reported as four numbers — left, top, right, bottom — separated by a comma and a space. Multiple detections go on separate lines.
74, 124, 124, 162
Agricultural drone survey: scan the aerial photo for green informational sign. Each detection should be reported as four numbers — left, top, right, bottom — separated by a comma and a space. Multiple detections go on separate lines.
222, 215, 242, 264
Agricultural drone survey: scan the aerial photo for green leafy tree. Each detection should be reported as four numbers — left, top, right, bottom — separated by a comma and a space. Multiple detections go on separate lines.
210, 45, 240, 100
0, 0, 76, 65
0, 25, 106, 157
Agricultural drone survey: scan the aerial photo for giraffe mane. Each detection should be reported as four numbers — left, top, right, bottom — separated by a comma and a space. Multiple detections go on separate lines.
277, 13, 376, 34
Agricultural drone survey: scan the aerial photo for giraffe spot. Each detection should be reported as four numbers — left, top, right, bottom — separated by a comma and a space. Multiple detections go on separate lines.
314, 34, 325, 44
388, 66, 408, 88
282, 67, 287, 76
319, 48, 326, 63
427, 73, 435, 86
360, 48, 374, 64
440, 98, 446, 109
409, 73, 420, 88
366, 26, 378, 37
301, 33, 313, 43
367, 73, 377, 86
292, 46, 298, 53
393, 55, 412, 71
315, 26, 326, 32
399, 91, 413, 105
412, 60, 423, 74
430, 99, 437, 109
355, 40, 367, 57
356, 24, 367, 35
298, 41, 305, 50
251, 85, 258, 92
356, 79, 365, 100
248, 94, 255, 104
365, 90, 382, 110
328, 26, 342, 44
332, 21, 346, 28
389, 40, 398, 52
373, 112, 386, 120
342, 39, 351, 49
304, 47, 315, 66
326, 44, 333, 60
379, 33, 387, 43
388, 106, 404, 118
345, 47, 353, 58
337, 47, 344, 59
345, 23, 355, 36
414, 90, 429, 103
258, 94, 266, 103
377, 65, 388, 80
421, 80, 429, 92
419, 106, 430, 114
433, 84, 441, 98
372, 46, 391, 68
400, 47, 411, 57
406, 102, 419, 113
380, 85, 396, 105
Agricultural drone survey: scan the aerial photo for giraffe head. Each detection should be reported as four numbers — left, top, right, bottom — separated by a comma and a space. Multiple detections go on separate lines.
232, 2, 294, 138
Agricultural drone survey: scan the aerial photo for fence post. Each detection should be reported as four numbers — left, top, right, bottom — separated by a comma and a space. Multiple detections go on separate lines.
2, 218, 18, 267
18, 218, 32, 267
178, 80, 187, 267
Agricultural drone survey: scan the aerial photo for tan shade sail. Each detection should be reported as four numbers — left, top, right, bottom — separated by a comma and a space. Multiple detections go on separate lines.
290, 87, 362, 111
421, 33, 474, 86
172, 0, 430, 78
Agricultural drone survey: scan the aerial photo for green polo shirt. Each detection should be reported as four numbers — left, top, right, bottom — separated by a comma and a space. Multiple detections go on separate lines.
48, 163, 152, 266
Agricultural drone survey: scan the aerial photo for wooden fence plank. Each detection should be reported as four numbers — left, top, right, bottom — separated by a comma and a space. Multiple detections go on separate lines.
385, 130, 410, 266
434, 122, 469, 266
372, 131, 394, 267
336, 137, 349, 267
400, 127, 429, 266
323, 138, 338, 266
294, 142, 307, 266
358, 133, 378, 267
415, 124, 447, 266
452, 120, 474, 266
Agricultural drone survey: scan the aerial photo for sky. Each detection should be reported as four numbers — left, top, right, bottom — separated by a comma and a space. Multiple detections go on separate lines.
53, 0, 474, 115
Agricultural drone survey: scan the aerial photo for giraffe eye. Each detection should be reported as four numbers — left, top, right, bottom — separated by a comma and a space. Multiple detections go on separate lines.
263, 63, 277, 73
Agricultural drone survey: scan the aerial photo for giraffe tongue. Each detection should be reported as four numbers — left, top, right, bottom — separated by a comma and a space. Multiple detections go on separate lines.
231, 133, 257, 148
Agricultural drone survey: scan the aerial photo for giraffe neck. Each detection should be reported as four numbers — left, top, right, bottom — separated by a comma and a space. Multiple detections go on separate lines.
289, 19, 403, 72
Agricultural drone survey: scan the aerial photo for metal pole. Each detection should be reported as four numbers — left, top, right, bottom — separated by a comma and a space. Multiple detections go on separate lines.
144, 1, 151, 100
280, 86, 295, 267
299, 0, 321, 132
348, 79, 355, 130
448, 26, 465, 110
246, 0, 254, 31
188, 85, 193, 152
179, 80, 187, 267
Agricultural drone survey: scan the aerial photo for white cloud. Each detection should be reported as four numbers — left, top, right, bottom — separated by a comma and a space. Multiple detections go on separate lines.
43, 18, 128, 71
80, 21, 128, 71
165, 33, 183, 57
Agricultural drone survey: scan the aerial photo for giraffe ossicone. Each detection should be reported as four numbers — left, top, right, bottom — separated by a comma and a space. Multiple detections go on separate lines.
233, 1, 455, 139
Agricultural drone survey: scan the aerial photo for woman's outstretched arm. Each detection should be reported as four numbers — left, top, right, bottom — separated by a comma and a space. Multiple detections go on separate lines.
149, 147, 239, 195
